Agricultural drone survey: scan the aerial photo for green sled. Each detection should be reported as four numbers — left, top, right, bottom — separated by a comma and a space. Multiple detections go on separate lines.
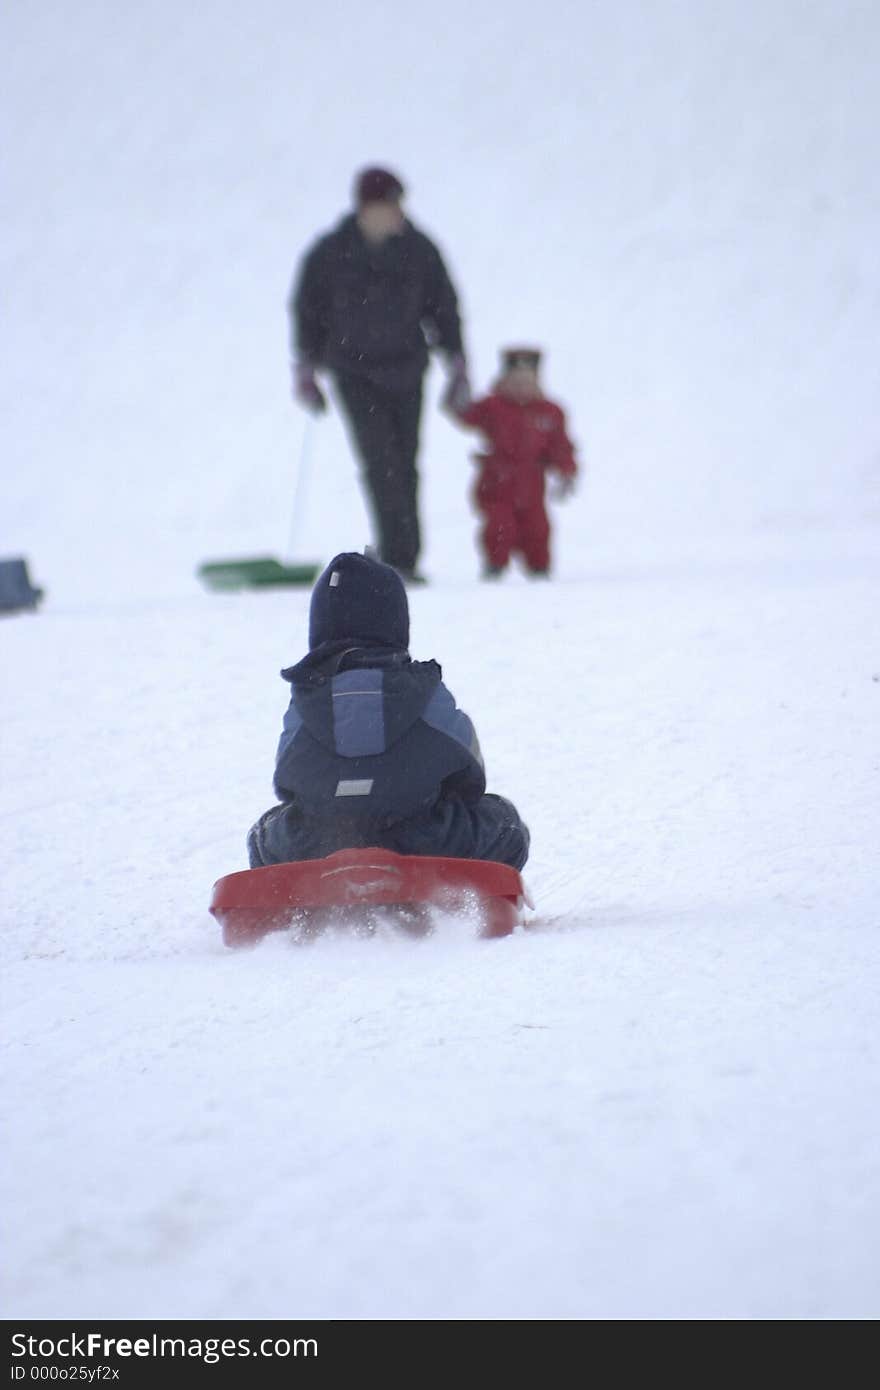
197, 556, 321, 591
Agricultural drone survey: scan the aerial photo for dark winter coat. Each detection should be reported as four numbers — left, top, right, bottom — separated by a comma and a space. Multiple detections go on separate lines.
273, 646, 485, 835
459, 391, 578, 509
290, 214, 463, 392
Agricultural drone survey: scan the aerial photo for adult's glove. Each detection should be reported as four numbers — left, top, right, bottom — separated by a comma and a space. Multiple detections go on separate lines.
548, 473, 576, 501
441, 353, 472, 415
292, 361, 327, 414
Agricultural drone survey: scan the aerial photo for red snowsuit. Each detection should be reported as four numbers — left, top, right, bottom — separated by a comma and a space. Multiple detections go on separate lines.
457, 391, 578, 571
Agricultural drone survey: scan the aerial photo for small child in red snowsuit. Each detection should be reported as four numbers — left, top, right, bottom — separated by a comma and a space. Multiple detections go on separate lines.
452, 347, 578, 576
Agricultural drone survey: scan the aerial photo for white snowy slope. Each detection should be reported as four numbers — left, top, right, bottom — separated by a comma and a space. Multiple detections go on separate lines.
2, 0, 879, 1320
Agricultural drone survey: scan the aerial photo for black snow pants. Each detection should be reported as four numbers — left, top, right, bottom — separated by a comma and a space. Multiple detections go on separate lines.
247, 794, 530, 872
334, 372, 424, 575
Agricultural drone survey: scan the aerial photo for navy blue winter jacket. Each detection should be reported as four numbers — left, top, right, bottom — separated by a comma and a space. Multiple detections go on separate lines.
273, 645, 486, 830
290, 214, 464, 392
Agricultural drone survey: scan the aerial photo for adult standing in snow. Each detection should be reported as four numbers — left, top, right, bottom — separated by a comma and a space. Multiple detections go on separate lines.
288, 167, 471, 584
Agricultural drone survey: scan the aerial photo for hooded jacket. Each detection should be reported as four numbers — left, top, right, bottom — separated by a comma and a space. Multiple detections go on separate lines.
273, 645, 486, 831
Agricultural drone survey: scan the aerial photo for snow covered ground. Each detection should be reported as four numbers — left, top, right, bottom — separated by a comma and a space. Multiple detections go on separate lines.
4, 526, 880, 1319
3, 0, 879, 1320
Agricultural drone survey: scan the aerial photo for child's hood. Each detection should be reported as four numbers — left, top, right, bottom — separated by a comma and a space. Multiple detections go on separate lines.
281, 647, 443, 756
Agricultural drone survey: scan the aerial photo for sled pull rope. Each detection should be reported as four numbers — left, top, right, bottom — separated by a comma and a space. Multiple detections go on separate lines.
285, 418, 315, 562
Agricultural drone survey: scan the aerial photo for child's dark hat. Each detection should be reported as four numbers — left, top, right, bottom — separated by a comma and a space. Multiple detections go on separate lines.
501, 346, 542, 371
309, 552, 410, 651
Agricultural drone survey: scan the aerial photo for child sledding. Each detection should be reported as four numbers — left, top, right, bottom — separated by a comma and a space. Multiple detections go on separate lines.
210, 552, 530, 944
247, 551, 529, 870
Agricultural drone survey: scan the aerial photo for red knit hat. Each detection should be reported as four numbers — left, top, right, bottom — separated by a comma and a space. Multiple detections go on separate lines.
354, 166, 405, 206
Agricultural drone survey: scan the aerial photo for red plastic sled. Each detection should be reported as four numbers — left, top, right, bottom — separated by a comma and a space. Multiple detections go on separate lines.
210, 847, 530, 947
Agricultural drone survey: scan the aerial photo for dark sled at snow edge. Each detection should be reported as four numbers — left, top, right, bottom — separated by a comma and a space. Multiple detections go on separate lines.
197, 555, 321, 591
0, 556, 44, 614
210, 847, 532, 946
